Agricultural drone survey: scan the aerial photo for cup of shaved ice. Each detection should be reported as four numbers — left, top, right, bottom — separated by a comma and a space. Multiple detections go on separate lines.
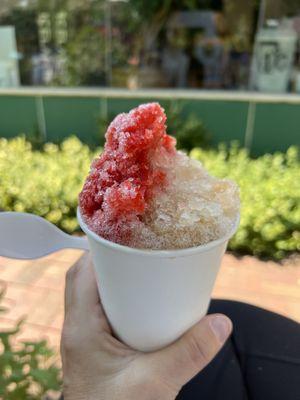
78, 103, 239, 352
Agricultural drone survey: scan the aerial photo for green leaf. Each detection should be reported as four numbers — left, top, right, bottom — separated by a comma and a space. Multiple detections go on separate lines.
0, 293, 61, 398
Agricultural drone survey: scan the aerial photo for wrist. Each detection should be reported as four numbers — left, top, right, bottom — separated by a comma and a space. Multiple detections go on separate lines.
63, 378, 100, 400
63, 385, 177, 400
63, 388, 102, 400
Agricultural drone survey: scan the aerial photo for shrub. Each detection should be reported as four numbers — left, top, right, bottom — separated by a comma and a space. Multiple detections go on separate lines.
0, 290, 61, 399
190, 144, 300, 260
164, 101, 211, 151
0, 136, 98, 233
0, 136, 299, 260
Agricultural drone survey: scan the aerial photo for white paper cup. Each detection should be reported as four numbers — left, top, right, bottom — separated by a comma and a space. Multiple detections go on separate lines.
77, 208, 239, 352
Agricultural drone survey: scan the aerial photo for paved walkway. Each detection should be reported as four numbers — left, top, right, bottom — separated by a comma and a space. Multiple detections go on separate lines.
0, 250, 299, 351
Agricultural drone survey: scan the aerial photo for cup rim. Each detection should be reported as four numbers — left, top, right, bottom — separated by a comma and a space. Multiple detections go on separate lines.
77, 207, 239, 258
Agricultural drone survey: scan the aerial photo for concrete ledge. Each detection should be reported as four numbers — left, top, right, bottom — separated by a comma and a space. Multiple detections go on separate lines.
1, 87, 300, 104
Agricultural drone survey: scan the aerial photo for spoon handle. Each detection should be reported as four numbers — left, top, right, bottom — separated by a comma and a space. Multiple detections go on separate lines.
68, 235, 90, 251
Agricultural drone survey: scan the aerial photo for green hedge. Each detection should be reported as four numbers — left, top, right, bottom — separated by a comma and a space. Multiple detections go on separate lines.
191, 144, 300, 259
0, 136, 299, 260
0, 136, 98, 233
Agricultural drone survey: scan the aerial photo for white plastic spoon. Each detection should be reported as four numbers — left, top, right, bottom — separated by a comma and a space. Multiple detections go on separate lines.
0, 211, 89, 259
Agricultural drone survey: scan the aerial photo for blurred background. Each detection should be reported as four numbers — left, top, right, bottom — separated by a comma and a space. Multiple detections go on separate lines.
0, 1, 299, 399
1, 0, 300, 92
0, 0, 300, 152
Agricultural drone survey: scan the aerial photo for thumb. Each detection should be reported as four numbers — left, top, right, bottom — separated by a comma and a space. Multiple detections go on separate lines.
147, 314, 232, 391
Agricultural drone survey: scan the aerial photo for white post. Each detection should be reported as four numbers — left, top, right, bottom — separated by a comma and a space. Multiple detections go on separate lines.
244, 102, 256, 150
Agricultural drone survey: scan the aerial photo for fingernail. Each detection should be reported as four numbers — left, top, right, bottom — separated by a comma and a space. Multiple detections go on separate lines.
210, 315, 232, 343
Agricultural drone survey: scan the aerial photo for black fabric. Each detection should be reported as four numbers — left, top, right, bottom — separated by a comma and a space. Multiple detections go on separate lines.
177, 300, 300, 400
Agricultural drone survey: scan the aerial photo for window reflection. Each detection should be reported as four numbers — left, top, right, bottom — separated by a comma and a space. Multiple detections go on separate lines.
0, 0, 300, 93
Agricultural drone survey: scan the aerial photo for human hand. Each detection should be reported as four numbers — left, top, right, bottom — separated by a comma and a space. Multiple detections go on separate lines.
61, 254, 232, 400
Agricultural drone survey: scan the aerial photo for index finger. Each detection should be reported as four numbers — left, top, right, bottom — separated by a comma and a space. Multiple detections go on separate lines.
64, 252, 111, 332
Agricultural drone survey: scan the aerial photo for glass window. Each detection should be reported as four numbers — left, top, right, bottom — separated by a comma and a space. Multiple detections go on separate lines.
0, 0, 300, 93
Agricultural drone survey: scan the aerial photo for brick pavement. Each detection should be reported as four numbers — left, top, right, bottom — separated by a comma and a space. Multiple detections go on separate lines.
0, 249, 299, 352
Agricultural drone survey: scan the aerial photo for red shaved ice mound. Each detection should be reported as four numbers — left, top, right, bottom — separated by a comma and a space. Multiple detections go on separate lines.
79, 102, 239, 249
